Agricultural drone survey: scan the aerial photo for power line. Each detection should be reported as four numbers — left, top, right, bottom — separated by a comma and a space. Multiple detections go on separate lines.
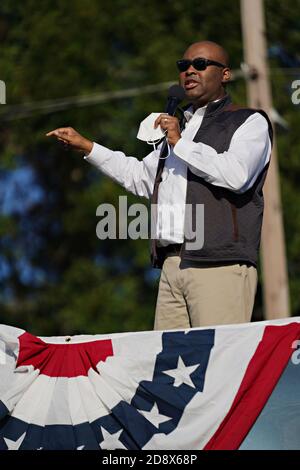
0, 66, 298, 121
0, 68, 255, 121
0, 82, 176, 121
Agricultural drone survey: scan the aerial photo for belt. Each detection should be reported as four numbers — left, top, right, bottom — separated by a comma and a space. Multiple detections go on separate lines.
164, 243, 182, 255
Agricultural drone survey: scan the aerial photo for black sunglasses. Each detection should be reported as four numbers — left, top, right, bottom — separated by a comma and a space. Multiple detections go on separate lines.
176, 57, 226, 72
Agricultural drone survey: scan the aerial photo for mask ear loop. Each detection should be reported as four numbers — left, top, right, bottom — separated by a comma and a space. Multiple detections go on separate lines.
158, 142, 171, 159
148, 130, 171, 159
147, 137, 162, 153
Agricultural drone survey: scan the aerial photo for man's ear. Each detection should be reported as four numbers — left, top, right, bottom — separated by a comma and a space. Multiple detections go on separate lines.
222, 68, 231, 85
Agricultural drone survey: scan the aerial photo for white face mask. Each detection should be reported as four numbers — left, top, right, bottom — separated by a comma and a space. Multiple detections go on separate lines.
136, 112, 171, 159
137, 113, 165, 144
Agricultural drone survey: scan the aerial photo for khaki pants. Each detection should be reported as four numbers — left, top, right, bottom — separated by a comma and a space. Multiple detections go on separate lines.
154, 256, 257, 330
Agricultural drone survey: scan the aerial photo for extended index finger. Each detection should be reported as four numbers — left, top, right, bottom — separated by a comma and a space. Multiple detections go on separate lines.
46, 128, 68, 137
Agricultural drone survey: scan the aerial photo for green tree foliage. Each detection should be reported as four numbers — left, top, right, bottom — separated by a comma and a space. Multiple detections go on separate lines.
0, 0, 299, 335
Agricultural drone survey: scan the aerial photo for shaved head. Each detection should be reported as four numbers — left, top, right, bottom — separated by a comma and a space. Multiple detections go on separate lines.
179, 40, 231, 109
183, 41, 230, 67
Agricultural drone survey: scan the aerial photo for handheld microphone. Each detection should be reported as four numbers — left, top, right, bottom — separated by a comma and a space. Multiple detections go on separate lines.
165, 84, 186, 116
157, 85, 185, 160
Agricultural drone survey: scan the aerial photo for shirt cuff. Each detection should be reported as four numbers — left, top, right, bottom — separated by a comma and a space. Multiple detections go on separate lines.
84, 142, 114, 165
173, 137, 203, 164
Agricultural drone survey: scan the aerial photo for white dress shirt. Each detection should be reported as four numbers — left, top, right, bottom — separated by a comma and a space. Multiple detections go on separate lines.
85, 108, 271, 245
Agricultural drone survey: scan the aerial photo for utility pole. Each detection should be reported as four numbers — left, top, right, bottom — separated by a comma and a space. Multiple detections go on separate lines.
240, 0, 290, 319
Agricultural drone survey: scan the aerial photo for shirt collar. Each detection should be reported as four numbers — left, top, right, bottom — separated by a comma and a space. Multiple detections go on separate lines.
183, 104, 207, 123
183, 95, 230, 122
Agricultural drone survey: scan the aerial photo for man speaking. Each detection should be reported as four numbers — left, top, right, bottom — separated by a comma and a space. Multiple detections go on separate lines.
47, 41, 272, 330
